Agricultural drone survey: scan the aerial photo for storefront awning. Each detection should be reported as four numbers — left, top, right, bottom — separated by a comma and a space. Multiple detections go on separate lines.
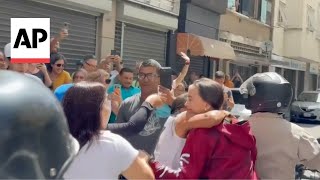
176, 33, 236, 60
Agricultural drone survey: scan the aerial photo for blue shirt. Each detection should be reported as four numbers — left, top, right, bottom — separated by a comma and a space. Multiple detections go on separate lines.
108, 84, 141, 123
54, 83, 74, 102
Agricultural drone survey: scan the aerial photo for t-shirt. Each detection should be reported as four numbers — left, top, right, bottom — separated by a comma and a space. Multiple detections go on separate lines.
52, 70, 72, 91
154, 115, 186, 169
54, 83, 74, 102
64, 131, 138, 179
116, 93, 171, 154
108, 84, 141, 123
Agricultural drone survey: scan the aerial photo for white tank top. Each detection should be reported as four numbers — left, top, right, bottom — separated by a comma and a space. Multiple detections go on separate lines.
154, 115, 186, 169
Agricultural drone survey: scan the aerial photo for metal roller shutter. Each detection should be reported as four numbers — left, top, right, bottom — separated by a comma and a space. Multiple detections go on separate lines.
176, 55, 205, 76
114, 21, 122, 56
121, 23, 167, 68
0, 0, 97, 72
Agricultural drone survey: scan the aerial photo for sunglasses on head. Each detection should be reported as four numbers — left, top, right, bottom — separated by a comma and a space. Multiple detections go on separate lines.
105, 79, 111, 84
55, 64, 64, 67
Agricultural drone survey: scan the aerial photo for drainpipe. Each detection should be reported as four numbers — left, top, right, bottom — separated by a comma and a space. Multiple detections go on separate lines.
269, 0, 276, 59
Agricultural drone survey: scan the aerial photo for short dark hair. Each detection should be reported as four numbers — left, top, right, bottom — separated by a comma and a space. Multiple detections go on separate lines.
62, 82, 107, 148
119, 67, 134, 75
48, 53, 66, 72
139, 59, 161, 74
83, 55, 96, 62
215, 71, 225, 79
193, 78, 224, 110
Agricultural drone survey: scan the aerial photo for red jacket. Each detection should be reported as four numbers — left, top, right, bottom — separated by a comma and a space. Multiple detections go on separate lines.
149, 120, 258, 179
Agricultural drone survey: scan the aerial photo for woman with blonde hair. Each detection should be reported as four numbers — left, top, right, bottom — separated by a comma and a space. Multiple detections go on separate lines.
86, 69, 111, 88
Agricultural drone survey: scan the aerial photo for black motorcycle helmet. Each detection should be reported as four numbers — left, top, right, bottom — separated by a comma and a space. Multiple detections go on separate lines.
0, 71, 78, 179
239, 72, 293, 114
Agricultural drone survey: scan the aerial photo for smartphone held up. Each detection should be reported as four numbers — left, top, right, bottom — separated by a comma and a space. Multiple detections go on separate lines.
160, 67, 172, 89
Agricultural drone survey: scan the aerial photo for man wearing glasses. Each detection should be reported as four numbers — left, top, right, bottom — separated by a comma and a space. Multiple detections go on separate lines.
107, 68, 141, 123
81, 55, 98, 73
108, 59, 171, 154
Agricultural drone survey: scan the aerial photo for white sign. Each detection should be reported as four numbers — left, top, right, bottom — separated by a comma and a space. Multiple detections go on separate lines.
271, 54, 306, 71
11, 18, 50, 63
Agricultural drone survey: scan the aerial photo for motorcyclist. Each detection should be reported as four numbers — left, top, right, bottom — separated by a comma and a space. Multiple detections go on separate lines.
240, 72, 320, 179
0, 71, 78, 179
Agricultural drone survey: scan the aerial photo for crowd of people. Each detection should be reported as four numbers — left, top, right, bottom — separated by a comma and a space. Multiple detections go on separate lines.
0, 28, 319, 179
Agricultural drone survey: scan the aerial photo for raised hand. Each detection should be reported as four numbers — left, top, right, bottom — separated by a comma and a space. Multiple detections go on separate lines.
158, 85, 175, 106
180, 52, 190, 64
36, 63, 48, 72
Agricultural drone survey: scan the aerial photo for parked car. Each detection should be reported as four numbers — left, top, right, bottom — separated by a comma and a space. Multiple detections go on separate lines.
230, 88, 252, 121
290, 91, 320, 122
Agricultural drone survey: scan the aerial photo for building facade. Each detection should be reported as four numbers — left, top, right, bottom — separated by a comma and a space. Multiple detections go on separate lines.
220, 0, 273, 84
167, 0, 234, 78
110, 0, 180, 68
271, 0, 320, 98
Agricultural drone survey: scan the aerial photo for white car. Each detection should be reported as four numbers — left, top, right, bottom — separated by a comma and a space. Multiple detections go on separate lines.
230, 88, 252, 121
290, 91, 320, 122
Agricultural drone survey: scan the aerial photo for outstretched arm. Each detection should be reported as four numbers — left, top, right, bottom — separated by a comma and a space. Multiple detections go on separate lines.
108, 94, 164, 137
107, 102, 154, 137
175, 110, 229, 138
175, 52, 190, 85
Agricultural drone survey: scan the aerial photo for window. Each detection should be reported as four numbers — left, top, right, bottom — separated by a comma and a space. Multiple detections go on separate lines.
235, 0, 262, 20
261, 0, 272, 25
228, 0, 236, 9
278, 2, 287, 26
307, 6, 315, 32
254, 0, 262, 20
298, 92, 320, 102
266, 0, 272, 25
237, 0, 255, 17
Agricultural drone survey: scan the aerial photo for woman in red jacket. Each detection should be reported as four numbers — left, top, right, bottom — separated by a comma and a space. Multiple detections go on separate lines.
148, 78, 258, 179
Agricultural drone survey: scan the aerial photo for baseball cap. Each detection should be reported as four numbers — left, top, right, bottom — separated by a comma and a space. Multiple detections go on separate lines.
4, 43, 11, 59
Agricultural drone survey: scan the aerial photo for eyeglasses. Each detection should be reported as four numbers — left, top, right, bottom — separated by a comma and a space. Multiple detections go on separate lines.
138, 73, 159, 81
105, 79, 111, 84
55, 64, 64, 67
85, 62, 97, 68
